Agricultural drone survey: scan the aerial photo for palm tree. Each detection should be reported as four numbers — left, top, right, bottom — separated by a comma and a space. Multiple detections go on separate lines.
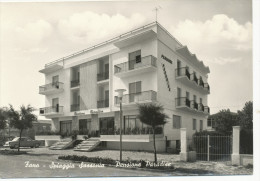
137, 103, 168, 163
8, 105, 37, 152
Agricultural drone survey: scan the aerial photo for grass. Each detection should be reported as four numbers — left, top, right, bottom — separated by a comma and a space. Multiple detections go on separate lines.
0, 149, 27, 155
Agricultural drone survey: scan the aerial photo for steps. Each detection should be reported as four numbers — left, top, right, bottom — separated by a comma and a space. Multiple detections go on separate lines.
49, 138, 74, 150
74, 138, 101, 152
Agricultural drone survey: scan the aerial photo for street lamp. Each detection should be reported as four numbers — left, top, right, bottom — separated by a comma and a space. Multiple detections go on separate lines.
115, 89, 126, 162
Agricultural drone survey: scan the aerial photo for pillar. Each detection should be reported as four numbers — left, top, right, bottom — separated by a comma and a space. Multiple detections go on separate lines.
232, 126, 241, 165
180, 128, 188, 161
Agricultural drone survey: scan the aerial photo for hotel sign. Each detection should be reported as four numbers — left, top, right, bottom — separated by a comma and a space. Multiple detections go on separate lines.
161, 55, 173, 64
90, 109, 103, 114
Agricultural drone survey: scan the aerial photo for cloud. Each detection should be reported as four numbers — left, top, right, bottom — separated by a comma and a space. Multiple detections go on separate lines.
171, 14, 252, 64
57, 11, 146, 44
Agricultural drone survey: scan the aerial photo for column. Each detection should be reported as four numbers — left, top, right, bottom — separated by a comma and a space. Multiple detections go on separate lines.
232, 126, 241, 165
180, 128, 188, 161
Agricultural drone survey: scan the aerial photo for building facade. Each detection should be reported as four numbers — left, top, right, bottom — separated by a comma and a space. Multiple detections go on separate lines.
39, 22, 210, 153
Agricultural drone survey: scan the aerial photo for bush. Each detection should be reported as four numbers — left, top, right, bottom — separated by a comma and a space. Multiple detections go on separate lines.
240, 129, 253, 154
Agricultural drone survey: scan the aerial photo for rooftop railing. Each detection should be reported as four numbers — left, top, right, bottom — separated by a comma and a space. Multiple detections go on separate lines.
114, 55, 157, 74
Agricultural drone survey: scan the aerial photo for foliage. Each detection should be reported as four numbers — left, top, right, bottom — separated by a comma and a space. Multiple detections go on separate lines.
36, 130, 61, 135
237, 101, 253, 130
137, 103, 168, 163
240, 129, 253, 154
71, 130, 79, 140
209, 109, 238, 135
0, 107, 9, 132
8, 104, 37, 151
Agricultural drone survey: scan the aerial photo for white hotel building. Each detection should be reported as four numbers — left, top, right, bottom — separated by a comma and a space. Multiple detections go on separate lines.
39, 22, 210, 153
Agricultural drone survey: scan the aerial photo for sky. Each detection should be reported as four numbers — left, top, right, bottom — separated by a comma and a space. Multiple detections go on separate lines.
0, 0, 253, 115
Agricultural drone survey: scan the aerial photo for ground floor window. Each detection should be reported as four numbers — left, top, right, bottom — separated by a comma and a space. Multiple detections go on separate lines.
100, 117, 114, 135
79, 119, 91, 135
60, 121, 72, 136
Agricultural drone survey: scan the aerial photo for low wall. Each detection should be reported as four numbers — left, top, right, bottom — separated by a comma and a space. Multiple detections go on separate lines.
240, 154, 253, 166
106, 140, 166, 153
35, 135, 61, 147
100, 134, 164, 142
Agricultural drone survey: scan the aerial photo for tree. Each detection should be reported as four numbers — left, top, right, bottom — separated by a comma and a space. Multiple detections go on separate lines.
210, 109, 238, 135
0, 107, 9, 135
8, 105, 37, 151
237, 101, 253, 130
137, 103, 168, 163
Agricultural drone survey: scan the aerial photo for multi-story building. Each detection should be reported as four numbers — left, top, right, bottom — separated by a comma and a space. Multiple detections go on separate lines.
39, 22, 210, 153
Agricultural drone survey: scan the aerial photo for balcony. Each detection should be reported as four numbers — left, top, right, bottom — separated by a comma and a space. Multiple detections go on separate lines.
71, 79, 80, 88
71, 104, 80, 112
190, 100, 199, 111
115, 90, 157, 107
114, 55, 157, 78
97, 99, 109, 108
198, 103, 210, 115
39, 82, 64, 95
175, 97, 191, 110
175, 67, 210, 94
97, 71, 109, 82
39, 106, 63, 118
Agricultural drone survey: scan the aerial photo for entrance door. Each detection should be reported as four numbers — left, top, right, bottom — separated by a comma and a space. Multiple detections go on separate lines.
79, 119, 91, 135
60, 121, 72, 136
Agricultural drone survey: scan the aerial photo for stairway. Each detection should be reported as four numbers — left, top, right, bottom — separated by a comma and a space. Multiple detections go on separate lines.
49, 138, 74, 150
74, 138, 101, 152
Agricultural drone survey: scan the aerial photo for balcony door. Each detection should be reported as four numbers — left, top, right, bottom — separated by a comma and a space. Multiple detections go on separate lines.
52, 98, 59, 112
177, 60, 181, 76
177, 87, 181, 106
105, 90, 109, 107
129, 81, 141, 103
52, 75, 59, 88
129, 50, 141, 70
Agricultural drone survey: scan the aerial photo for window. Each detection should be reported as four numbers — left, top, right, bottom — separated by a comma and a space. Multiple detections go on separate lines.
173, 115, 181, 129
193, 95, 197, 102
177, 60, 181, 76
186, 91, 190, 100
200, 120, 203, 130
200, 98, 202, 104
193, 119, 197, 130
207, 119, 212, 127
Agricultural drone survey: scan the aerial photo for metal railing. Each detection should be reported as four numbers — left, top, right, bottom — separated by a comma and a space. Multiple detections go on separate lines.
115, 90, 157, 105
204, 106, 210, 114
175, 97, 191, 107
71, 79, 80, 88
39, 106, 63, 115
191, 73, 198, 84
71, 104, 80, 112
97, 99, 109, 108
204, 83, 210, 93
97, 71, 109, 81
199, 78, 204, 88
39, 82, 64, 93
198, 103, 205, 112
175, 67, 191, 79
190, 100, 199, 110
114, 55, 157, 74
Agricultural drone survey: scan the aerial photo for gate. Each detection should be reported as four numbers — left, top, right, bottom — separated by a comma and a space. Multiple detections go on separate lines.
191, 135, 232, 161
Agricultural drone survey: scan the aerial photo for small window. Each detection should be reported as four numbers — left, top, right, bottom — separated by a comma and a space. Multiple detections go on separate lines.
136, 55, 141, 63
193, 119, 197, 130
173, 115, 181, 129
207, 119, 212, 127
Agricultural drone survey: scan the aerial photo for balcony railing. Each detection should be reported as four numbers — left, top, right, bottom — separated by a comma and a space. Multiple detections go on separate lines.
115, 90, 157, 105
97, 99, 109, 108
191, 73, 198, 84
97, 71, 109, 81
204, 83, 210, 93
39, 106, 63, 115
71, 104, 80, 112
204, 106, 210, 114
190, 100, 199, 110
198, 103, 205, 112
175, 97, 191, 108
71, 79, 80, 88
199, 78, 204, 88
39, 82, 64, 94
175, 67, 191, 79
114, 55, 157, 74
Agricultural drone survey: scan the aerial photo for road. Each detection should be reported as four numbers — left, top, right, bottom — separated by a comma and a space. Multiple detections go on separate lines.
0, 154, 180, 178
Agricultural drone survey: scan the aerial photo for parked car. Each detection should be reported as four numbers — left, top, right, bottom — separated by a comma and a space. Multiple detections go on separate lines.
4, 137, 41, 149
